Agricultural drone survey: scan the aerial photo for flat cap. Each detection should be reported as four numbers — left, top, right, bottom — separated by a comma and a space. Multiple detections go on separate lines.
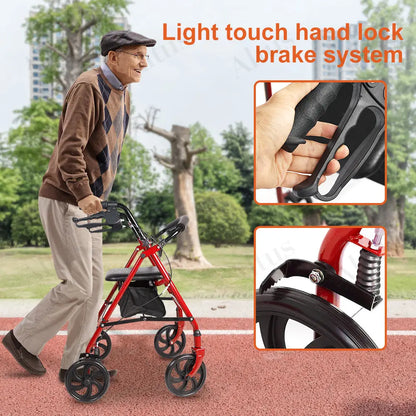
101, 30, 156, 56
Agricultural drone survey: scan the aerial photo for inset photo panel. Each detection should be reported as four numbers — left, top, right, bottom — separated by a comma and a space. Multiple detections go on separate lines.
254, 81, 386, 204
255, 226, 386, 350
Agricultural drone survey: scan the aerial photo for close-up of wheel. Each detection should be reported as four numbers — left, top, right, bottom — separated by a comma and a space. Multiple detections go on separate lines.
96, 331, 112, 360
65, 358, 110, 403
154, 324, 186, 358
165, 354, 206, 397
256, 287, 378, 349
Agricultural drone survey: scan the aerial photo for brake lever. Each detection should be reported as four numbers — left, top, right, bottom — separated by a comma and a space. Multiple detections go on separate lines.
72, 202, 123, 233
289, 82, 385, 201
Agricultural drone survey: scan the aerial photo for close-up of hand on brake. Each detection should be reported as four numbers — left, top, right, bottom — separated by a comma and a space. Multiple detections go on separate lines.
255, 82, 349, 189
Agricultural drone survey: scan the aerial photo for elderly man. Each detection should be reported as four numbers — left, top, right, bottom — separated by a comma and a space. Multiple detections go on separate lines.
2, 30, 155, 382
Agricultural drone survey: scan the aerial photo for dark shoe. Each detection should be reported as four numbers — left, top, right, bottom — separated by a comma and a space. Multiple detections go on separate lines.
2, 330, 46, 375
59, 367, 117, 383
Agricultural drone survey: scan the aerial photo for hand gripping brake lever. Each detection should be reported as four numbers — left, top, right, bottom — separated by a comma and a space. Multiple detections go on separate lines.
72, 201, 123, 233
282, 82, 385, 202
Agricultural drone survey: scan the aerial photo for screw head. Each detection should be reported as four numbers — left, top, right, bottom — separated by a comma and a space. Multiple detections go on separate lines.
309, 269, 324, 284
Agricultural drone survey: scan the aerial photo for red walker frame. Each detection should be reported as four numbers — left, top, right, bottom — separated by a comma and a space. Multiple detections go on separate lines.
89, 240, 205, 377
65, 202, 206, 402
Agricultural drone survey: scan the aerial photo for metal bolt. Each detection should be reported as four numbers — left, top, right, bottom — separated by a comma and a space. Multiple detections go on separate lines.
309, 269, 324, 284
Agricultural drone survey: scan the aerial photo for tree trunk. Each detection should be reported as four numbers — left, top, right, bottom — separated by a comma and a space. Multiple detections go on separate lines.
173, 170, 210, 266
302, 208, 322, 225
378, 189, 403, 257
143, 119, 210, 267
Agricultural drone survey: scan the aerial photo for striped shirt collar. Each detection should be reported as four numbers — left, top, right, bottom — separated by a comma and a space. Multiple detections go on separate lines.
101, 62, 125, 91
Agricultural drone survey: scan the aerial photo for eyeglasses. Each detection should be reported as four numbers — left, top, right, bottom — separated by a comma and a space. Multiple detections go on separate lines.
116, 50, 149, 61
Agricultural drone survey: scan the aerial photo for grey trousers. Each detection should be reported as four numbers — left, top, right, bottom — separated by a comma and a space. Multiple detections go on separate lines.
14, 197, 103, 369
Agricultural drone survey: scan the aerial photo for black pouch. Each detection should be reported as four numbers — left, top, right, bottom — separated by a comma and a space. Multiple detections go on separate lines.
118, 280, 166, 318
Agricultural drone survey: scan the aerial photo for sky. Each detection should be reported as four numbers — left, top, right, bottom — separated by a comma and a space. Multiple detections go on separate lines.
0, 0, 365, 151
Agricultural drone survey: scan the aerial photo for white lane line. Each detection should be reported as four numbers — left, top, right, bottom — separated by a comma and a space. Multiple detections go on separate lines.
0, 330, 413, 336
387, 330, 416, 336
0, 329, 253, 336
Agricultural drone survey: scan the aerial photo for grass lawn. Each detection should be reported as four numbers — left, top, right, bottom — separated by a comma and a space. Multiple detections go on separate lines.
387, 249, 416, 299
1, 244, 414, 300
0, 243, 253, 299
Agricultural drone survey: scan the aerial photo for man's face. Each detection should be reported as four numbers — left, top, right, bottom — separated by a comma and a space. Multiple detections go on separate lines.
108, 45, 149, 85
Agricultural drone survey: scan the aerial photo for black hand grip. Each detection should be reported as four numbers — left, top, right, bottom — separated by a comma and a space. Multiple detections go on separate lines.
283, 83, 343, 152
154, 216, 189, 239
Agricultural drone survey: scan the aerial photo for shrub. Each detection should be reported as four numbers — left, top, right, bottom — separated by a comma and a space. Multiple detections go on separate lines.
11, 200, 48, 246
195, 192, 250, 247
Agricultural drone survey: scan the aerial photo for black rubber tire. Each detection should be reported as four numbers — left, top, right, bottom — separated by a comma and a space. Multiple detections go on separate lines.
256, 287, 377, 349
96, 331, 112, 360
154, 324, 186, 358
65, 358, 110, 403
165, 354, 206, 397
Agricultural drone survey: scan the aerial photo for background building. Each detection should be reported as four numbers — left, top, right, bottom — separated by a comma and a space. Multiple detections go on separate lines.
29, 16, 129, 102
313, 22, 368, 79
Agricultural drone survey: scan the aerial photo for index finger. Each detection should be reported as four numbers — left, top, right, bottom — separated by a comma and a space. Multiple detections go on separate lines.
267, 82, 319, 109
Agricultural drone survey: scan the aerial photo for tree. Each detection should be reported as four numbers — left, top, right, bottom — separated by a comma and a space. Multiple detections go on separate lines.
191, 123, 241, 196
110, 136, 157, 208
248, 204, 302, 232
221, 122, 254, 211
11, 200, 48, 246
323, 206, 368, 226
141, 108, 211, 267
359, 0, 416, 256
26, 0, 129, 96
195, 192, 250, 247
404, 201, 416, 248
8, 100, 61, 203
0, 168, 21, 245
137, 188, 175, 236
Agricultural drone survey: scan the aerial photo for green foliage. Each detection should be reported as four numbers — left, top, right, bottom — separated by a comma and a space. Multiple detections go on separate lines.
247, 204, 302, 231
323, 206, 368, 226
359, 0, 416, 199
137, 188, 176, 235
0, 168, 22, 245
195, 192, 250, 247
8, 100, 61, 203
0, 168, 21, 222
405, 201, 416, 248
111, 136, 157, 207
11, 200, 48, 247
221, 122, 254, 210
26, 0, 130, 91
191, 123, 241, 196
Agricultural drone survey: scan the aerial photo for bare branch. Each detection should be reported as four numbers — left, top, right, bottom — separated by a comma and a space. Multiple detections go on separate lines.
80, 47, 99, 63
80, 19, 98, 34
44, 42, 66, 59
56, 73, 67, 93
187, 146, 207, 157
144, 123, 176, 142
184, 145, 207, 168
81, 52, 99, 63
154, 152, 175, 170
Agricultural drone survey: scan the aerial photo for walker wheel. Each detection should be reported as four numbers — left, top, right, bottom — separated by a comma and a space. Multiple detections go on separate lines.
154, 324, 186, 358
65, 358, 110, 403
165, 354, 206, 397
96, 331, 112, 359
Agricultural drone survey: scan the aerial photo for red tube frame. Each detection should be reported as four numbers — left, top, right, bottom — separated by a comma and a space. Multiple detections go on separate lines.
317, 227, 384, 306
87, 239, 205, 378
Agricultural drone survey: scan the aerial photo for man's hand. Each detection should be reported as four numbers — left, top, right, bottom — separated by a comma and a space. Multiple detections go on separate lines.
78, 195, 102, 215
255, 82, 349, 189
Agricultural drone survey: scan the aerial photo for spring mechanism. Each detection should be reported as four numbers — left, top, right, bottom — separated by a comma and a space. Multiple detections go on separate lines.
355, 249, 382, 296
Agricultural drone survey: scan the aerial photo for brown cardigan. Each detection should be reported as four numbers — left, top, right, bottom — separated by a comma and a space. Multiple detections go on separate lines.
39, 67, 130, 205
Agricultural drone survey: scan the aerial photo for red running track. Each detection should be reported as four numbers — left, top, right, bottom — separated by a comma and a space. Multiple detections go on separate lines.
1, 317, 416, 416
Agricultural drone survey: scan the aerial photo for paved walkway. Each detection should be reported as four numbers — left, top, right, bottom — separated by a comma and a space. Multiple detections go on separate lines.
0, 298, 414, 318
